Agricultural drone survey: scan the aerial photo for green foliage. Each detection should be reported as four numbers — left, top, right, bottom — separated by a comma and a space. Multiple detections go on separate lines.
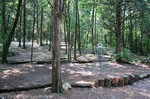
111, 49, 133, 63
117, 49, 132, 63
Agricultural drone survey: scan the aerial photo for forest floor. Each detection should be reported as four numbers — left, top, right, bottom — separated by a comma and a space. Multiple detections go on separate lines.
0, 41, 150, 99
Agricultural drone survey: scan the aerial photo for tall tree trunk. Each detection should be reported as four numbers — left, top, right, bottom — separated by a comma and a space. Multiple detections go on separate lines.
122, 0, 126, 48
18, 9, 22, 47
51, 0, 62, 93
2, 0, 22, 63
31, 1, 36, 62
40, 8, 43, 46
67, 1, 71, 60
115, 0, 122, 62
74, 0, 78, 60
91, 0, 95, 54
129, 16, 133, 53
2, 0, 7, 63
23, 0, 26, 49
36, 0, 39, 44
77, 3, 81, 55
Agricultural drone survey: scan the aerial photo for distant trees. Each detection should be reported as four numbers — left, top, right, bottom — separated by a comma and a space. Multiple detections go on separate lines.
0, 0, 149, 62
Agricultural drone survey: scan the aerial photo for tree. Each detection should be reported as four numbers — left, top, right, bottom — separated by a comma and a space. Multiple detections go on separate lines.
1, 0, 22, 63
23, 0, 26, 49
51, 0, 62, 93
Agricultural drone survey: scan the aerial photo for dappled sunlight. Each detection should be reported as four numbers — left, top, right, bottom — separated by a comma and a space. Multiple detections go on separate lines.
1, 68, 24, 79
108, 62, 127, 69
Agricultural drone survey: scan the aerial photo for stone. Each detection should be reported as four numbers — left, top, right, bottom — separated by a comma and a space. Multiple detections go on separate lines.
134, 74, 139, 82
118, 77, 124, 86
62, 82, 72, 91
111, 77, 119, 87
128, 75, 134, 85
122, 75, 129, 85
139, 74, 148, 80
98, 77, 105, 87
105, 77, 112, 87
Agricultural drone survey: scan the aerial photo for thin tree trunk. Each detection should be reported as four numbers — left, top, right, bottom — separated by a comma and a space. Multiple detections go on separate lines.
2, 0, 22, 63
31, 1, 36, 62
77, 3, 81, 55
36, 0, 39, 44
23, 0, 26, 49
74, 0, 78, 60
40, 8, 43, 46
91, 0, 95, 54
18, 10, 22, 47
67, 1, 71, 60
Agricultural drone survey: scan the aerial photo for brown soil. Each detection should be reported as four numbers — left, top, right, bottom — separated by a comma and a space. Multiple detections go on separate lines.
0, 42, 150, 98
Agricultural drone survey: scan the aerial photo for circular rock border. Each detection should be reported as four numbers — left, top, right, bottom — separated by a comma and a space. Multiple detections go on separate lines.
95, 72, 150, 87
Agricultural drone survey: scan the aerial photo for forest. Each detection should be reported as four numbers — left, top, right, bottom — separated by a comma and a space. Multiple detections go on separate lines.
0, 0, 150, 98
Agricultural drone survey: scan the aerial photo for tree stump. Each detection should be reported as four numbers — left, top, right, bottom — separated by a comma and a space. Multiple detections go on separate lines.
98, 77, 105, 87
134, 74, 139, 82
111, 77, 119, 87
105, 77, 112, 87
122, 75, 129, 85
128, 75, 135, 85
118, 77, 124, 86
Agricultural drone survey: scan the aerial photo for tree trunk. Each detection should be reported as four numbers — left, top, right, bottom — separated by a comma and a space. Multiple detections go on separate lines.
115, 0, 122, 62
23, 0, 26, 49
40, 8, 43, 46
36, 0, 39, 44
51, 0, 62, 93
18, 9, 22, 47
129, 16, 133, 53
1, 0, 7, 63
31, 1, 36, 62
91, 0, 95, 54
77, 3, 81, 55
74, 0, 78, 60
2, 0, 22, 63
67, 1, 71, 60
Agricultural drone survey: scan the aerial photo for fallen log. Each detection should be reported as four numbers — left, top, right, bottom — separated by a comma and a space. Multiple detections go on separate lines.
0, 81, 94, 93
0, 83, 52, 93
8, 59, 69, 64
71, 81, 94, 88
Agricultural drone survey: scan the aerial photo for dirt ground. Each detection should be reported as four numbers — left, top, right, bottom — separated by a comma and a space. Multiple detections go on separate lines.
0, 42, 150, 99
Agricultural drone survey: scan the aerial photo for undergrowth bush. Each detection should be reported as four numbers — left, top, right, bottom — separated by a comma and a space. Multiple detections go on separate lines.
111, 48, 133, 63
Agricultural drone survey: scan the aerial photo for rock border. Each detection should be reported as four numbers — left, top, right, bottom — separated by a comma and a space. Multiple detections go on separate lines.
95, 72, 150, 87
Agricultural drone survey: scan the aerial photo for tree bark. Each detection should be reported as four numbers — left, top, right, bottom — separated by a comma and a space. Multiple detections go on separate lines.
2, 0, 22, 63
31, 1, 36, 62
23, 0, 26, 49
40, 8, 43, 46
1, 0, 7, 63
115, 0, 122, 62
51, 0, 62, 93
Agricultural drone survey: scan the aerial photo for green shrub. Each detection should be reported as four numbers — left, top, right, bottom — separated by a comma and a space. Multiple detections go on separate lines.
111, 48, 132, 63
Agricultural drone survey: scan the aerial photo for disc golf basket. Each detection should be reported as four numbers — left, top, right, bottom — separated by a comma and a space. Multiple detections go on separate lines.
96, 43, 105, 75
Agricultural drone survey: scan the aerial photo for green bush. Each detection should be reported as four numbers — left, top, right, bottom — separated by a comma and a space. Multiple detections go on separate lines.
116, 49, 132, 62
111, 48, 132, 63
